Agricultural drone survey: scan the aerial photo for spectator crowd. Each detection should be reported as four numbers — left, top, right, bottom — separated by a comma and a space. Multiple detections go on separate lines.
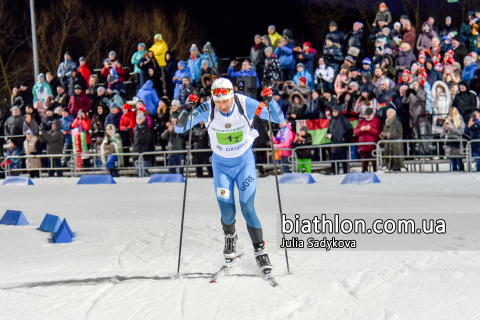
2, 3, 480, 177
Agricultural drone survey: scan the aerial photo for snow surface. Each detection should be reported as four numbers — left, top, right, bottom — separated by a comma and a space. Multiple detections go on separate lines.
1, 172, 480, 320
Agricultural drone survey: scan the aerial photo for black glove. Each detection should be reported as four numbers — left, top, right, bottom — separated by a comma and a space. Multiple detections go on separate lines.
186, 94, 199, 111
125, 127, 131, 132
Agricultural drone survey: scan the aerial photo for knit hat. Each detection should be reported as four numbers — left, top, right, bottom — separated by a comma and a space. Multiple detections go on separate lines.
137, 104, 147, 113
299, 77, 307, 84
264, 47, 273, 54
400, 15, 408, 20
268, 25, 275, 30
37, 73, 45, 80
419, 50, 426, 57
349, 81, 359, 89
171, 99, 181, 107
453, 62, 461, 70
452, 34, 462, 43
109, 103, 119, 110
79, 56, 86, 62
360, 85, 370, 93
272, 89, 280, 96
97, 86, 106, 93
303, 42, 312, 48
11, 105, 20, 111
25, 129, 34, 136
63, 107, 70, 114
299, 126, 309, 134
329, 21, 337, 27
433, 54, 441, 65
325, 36, 335, 43
201, 59, 209, 66
138, 42, 146, 48
123, 103, 132, 111
74, 84, 82, 90
380, 79, 390, 88
109, 51, 116, 57
363, 58, 372, 65
379, 2, 387, 10
445, 50, 454, 59
107, 74, 116, 83
297, 63, 304, 68
254, 34, 262, 40
345, 56, 354, 63
354, 22, 363, 29
470, 52, 478, 61
464, 56, 474, 63
458, 80, 468, 88
365, 107, 374, 116
178, 60, 187, 68
136, 113, 145, 121
350, 66, 359, 72
154, 34, 162, 41
419, 72, 427, 86
190, 44, 199, 52
394, 22, 401, 29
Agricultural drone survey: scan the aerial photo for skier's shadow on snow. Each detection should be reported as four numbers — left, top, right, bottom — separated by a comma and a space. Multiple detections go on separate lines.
1, 274, 258, 289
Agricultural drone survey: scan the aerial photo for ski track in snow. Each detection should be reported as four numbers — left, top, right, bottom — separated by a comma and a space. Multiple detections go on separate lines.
0, 173, 480, 319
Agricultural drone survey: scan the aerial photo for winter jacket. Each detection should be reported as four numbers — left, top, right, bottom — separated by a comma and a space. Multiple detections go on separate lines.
345, 29, 365, 56
402, 28, 417, 51
274, 45, 295, 70
453, 44, 469, 68
452, 90, 478, 122
381, 115, 404, 170
90, 106, 107, 144
131, 49, 147, 74
314, 65, 335, 91
403, 88, 427, 127
354, 98, 379, 119
161, 128, 186, 151
67, 74, 87, 97
188, 53, 206, 82
395, 50, 417, 72
273, 122, 295, 157
78, 64, 91, 84
139, 56, 161, 75
23, 135, 42, 169
470, 70, 480, 96
101, 66, 125, 83
227, 66, 260, 88
101, 127, 124, 167
284, 83, 311, 104
373, 8, 392, 25
133, 123, 151, 154
68, 92, 91, 118
325, 29, 345, 48
460, 12, 474, 44
4, 115, 25, 137
54, 93, 69, 108
38, 120, 63, 154
268, 32, 282, 49
292, 133, 312, 159
316, 96, 337, 119
338, 91, 360, 118
426, 67, 443, 86
354, 117, 382, 152
119, 111, 136, 138
295, 50, 316, 76
41, 115, 56, 132
250, 44, 266, 69
60, 115, 74, 144
263, 54, 282, 82
378, 88, 402, 121
323, 44, 343, 74
287, 93, 307, 121
462, 63, 478, 82
4, 146, 21, 170
72, 117, 91, 144
293, 69, 314, 90
327, 112, 353, 153
441, 115, 465, 154
32, 81, 52, 103
191, 124, 209, 150
173, 62, 192, 98
23, 118, 40, 135
56, 59, 77, 81
417, 22, 439, 52
149, 40, 169, 67
136, 80, 160, 116
439, 22, 458, 39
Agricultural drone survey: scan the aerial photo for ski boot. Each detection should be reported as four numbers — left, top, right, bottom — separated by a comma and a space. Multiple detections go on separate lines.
223, 230, 238, 262
254, 242, 272, 274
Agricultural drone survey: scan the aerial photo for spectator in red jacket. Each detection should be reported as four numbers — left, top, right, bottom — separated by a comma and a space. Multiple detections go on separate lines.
68, 84, 92, 117
71, 109, 91, 144
101, 60, 126, 82
353, 107, 382, 172
78, 57, 91, 85
119, 103, 136, 147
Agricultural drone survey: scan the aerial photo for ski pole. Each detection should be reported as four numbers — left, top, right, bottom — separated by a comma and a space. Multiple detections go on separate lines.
177, 111, 194, 275
264, 87, 290, 275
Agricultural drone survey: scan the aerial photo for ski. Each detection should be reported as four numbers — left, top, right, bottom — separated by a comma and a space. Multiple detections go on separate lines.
262, 271, 278, 287
210, 253, 245, 283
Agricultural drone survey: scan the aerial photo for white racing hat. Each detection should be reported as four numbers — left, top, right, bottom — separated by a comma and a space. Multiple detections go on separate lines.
211, 78, 234, 101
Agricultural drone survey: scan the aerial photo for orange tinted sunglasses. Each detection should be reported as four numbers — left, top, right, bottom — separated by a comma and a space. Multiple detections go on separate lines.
211, 88, 231, 96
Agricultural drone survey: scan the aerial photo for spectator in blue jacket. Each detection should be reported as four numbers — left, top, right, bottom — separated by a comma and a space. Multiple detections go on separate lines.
273, 89, 290, 116
462, 56, 478, 83
325, 21, 345, 49
294, 42, 316, 76
227, 59, 260, 88
56, 51, 77, 88
293, 63, 314, 89
60, 107, 74, 166
104, 103, 123, 129
136, 80, 160, 116
187, 44, 205, 86
173, 61, 192, 99
274, 37, 296, 81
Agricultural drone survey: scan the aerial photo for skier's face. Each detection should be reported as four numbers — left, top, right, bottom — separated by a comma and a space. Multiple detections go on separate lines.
214, 97, 234, 114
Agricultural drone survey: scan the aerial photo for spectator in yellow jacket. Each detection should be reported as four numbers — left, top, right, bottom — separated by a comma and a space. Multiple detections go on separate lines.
268, 25, 282, 49
149, 34, 168, 67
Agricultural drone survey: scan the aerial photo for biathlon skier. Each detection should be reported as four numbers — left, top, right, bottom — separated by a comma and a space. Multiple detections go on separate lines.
175, 78, 284, 274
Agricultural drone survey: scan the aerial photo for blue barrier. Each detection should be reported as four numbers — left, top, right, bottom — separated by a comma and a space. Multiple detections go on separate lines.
77, 175, 116, 185
52, 219, 74, 243
38, 214, 62, 233
279, 173, 316, 184
148, 174, 185, 183
0, 210, 30, 226
341, 173, 381, 185
2, 176, 34, 186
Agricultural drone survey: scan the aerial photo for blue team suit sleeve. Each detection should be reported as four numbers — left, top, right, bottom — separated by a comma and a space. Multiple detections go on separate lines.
174, 103, 210, 133
244, 96, 285, 123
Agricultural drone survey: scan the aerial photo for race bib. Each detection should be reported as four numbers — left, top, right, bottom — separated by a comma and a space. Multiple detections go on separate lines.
216, 130, 243, 145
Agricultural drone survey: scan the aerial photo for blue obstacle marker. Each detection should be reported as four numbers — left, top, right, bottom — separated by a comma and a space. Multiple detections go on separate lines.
279, 173, 316, 184
52, 219, 74, 244
148, 173, 185, 183
0, 210, 30, 226
341, 173, 381, 185
2, 176, 34, 186
38, 214, 62, 233
77, 175, 116, 185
